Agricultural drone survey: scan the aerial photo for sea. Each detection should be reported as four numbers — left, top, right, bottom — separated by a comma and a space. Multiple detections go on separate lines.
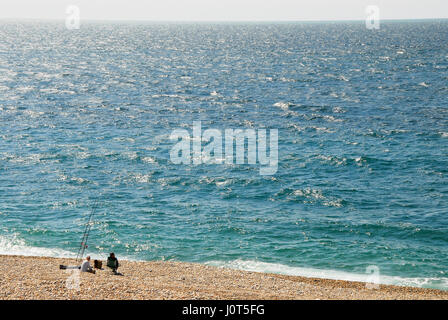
0, 20, 447, 290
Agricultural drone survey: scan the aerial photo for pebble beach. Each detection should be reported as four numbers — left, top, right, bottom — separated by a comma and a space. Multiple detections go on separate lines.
0, 255, 447, 300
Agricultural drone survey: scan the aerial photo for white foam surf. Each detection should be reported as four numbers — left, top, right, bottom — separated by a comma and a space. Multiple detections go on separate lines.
2, 234, 446, 290
0, 234, 76, 258
0, 234, 137, 262
205, 259, 448, 290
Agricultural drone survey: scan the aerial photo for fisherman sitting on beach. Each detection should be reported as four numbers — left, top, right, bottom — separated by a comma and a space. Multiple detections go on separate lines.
107, 253, 119, 274
80, 256, 95, 274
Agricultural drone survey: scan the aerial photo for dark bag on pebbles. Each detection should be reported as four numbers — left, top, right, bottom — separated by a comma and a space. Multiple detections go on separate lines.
94, 260, 102, 269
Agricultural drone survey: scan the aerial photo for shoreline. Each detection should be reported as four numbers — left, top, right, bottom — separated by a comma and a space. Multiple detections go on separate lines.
1, 254, 447, 300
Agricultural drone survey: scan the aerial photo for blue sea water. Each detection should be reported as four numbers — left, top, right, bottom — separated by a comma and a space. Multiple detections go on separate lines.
0, 20, 447, 289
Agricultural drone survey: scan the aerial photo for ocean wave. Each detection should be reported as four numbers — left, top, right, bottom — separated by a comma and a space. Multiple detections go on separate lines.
0, 234, 136, 262
316, 155, 348, 166
205, 259, 448, 290
132, 173, 153, 183
199, 176, 234, 187
141, 156, 157, 164
273, 102, 291, 111
276, 187, 345, 207
0, 234, 75, 258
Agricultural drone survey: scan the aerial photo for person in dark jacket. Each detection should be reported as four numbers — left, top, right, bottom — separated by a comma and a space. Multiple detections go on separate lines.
107, 252, 119, 274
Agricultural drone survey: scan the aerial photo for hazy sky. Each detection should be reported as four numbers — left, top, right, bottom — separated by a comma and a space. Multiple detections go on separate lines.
0, 0, 447, 21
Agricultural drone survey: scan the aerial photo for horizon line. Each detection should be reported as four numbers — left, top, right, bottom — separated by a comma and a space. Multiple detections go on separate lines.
1, 17, 448, 23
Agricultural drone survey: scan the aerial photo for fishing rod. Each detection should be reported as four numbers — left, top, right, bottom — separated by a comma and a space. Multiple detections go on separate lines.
76, 199, 100, 263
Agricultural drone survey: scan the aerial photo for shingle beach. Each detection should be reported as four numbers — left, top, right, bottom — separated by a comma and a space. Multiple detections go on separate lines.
0, 255, 446, 300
